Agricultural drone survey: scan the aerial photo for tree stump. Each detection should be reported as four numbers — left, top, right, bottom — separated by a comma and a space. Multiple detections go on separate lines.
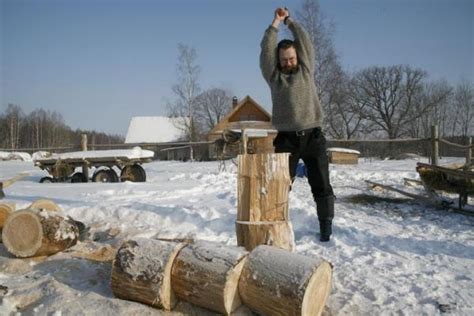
237, 153, 291, 221
111, 238, 186, 310
171, 240, 248, 315
2, 209, 79, 257
237, 153, 294, 251
239, 245, 332, 316
236, 220, 294, 252
0, 203, 15, 242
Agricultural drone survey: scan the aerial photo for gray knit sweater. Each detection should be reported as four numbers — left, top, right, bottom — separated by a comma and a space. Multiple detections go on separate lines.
260, 21, 323, 132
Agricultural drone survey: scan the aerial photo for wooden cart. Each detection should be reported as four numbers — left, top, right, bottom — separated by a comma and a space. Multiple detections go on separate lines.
34, 148, 154, 183
416, 162, 473, 209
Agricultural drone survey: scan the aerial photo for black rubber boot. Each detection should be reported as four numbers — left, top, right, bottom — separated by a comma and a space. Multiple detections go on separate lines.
319, 220, 332, 242
315, 195, 335, 242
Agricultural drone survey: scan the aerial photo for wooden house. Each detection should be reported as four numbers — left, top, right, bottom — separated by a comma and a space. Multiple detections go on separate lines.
208, 96, 277, 159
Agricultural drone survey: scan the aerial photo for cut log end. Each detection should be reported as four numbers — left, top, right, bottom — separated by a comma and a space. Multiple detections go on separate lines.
302, 261, 333, 316
223, 256, 247, 313
28, 199, 61, 212
2, 210, 43, 257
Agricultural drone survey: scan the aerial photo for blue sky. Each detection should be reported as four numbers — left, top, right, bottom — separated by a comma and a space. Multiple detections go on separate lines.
1, 0, 473, 136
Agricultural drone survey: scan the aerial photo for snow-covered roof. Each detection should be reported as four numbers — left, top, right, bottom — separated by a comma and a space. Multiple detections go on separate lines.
327, 147, 361, 155
125, 116, 187, 143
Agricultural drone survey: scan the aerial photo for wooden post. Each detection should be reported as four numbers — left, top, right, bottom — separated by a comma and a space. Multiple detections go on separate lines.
431, 125, 439, 166
81, 134, 89, 182
189, 145, 194, 161
239, 245, 332, 316
2, 209, 79, 257
91, 134, 96, 151
467, 137, 472, 166
171, 240, 248, 314
236, 153, 294, 251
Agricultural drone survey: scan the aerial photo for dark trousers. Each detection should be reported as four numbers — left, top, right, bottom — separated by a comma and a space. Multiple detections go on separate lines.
273, 127, 334, 221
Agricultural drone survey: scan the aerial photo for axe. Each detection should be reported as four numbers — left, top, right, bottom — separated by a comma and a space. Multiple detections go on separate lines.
0, 172, 29, 199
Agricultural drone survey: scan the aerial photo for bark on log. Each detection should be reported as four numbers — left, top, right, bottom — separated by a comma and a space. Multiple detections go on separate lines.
111, 238, 186, 310
236, 220, 294, 252
239, 245, 332, 316
0, 203, 15, 229
1, 209, 79, 257
171, 240, 248, 315
0, 203, 15, 242
237, 153, 291, 222
28, 199, 61, 212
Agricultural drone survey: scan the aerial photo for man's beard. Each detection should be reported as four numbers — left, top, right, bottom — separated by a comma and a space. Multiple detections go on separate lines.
281, 65, 298, 74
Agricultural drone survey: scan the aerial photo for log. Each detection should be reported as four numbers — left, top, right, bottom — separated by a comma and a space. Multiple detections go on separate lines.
171, 240, 248, 315
239, 245, 332, 316
1, 209, 79, 257
237, 153, 291, 222
0, 203, 15, 242
236, 220, 294, 252
28, 199, 61, 212
111, 238, 186, 310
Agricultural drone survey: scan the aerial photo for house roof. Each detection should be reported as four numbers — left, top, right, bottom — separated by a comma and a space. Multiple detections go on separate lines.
208, 95, 273, 135
125, 116, 187, 143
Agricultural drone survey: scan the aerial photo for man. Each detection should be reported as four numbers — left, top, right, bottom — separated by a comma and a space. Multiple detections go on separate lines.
260, 8, 335, 242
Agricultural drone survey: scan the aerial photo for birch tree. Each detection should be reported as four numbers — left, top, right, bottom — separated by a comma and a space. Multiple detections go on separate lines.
167, 44, 201, 141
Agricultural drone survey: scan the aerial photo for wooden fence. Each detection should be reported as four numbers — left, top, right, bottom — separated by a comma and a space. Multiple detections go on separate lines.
1, 127, 472, 163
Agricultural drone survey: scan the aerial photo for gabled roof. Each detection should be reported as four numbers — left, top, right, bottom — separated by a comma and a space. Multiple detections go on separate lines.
209, 95, 272, 135
125, 116, 187, 143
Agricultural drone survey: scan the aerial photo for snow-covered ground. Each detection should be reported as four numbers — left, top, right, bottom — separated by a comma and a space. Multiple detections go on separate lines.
0, 157, 473, 315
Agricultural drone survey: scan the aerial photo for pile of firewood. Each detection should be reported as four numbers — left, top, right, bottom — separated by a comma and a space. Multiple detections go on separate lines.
111, 238, 333, 316
1, 199, 333, 315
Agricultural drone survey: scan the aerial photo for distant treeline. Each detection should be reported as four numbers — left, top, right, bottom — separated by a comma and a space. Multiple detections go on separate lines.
0, 104, 124, 150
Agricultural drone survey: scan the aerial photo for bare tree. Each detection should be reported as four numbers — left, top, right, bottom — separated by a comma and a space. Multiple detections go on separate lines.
405, 80, 452, 138
167, 43, 201, 141
295, 0, 346, 133
325, 73, 364, 139
194, 88, 233, 134
452, 80, 474, 137
351, 65, 448, 139
4, 104, 23, 149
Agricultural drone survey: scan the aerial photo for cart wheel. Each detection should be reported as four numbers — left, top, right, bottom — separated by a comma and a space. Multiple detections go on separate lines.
107, 169, 119, 183
92, 170, 115, 183
120, 164, 146, 182
39, 176, 56, 183
71, 172, 87, 183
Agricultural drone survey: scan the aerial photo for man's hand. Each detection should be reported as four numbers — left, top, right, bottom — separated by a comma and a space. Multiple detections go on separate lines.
272, 7, 289, 29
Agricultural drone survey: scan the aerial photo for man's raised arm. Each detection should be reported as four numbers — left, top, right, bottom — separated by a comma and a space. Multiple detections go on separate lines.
260, 9, 287, 83
286, 17, 316, 73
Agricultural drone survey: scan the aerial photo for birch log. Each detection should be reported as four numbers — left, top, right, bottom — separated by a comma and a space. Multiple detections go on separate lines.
237, 153, 291, 222
239, 245, 332, 316
2, 209, 79, 257
236, 220, 294, 252
111, 238, 186, 310
171, 241, 248, 315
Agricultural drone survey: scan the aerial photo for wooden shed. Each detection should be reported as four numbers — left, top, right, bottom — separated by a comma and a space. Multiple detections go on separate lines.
327, 147, 361, 164
208, 96, 277, 159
